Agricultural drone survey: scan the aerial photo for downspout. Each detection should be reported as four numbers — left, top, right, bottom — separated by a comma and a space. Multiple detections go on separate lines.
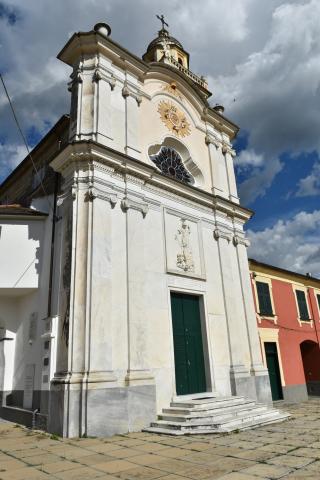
47, 172, 60, 319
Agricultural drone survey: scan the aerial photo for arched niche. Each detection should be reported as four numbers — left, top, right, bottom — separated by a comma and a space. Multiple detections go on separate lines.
148, 137, 204, 188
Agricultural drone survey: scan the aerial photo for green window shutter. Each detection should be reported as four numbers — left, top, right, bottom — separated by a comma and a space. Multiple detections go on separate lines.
296, 290, 309, 320
256, 281, 273, 316
317, 294, 320, 312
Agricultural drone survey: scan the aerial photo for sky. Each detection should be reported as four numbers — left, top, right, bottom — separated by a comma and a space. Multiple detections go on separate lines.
0, 0, 319, 277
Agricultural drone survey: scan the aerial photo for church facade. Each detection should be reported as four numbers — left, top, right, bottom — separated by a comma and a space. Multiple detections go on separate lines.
0, 22, 273, 436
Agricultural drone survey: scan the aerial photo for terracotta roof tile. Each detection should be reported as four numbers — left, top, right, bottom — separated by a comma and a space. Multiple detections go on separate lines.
0, 204, 48, 217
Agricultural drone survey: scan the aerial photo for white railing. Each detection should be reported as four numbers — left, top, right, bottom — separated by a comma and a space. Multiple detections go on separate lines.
169, 57, 208, 90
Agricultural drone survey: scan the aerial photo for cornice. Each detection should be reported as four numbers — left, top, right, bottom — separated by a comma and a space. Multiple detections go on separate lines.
50, 141, 253, 223
57, 31, 147, 79
57, 30, 239, 139
204, 107, 239, 140
249, 258, 320, 286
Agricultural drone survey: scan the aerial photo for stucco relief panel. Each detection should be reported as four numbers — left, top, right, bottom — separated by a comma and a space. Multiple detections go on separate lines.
164, 211, 205, 279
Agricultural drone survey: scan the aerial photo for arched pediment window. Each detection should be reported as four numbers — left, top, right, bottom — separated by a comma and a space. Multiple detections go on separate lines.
150, 146, 194, 185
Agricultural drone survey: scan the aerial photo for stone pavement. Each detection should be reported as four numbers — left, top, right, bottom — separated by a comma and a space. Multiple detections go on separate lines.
1, 399, 320, 480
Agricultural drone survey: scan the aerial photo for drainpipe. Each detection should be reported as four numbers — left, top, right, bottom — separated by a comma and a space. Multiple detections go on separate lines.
47, 172, 60, 319
31, 408, 38, 430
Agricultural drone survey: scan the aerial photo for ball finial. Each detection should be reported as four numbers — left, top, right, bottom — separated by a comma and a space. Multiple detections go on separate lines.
94, 23, 111, 37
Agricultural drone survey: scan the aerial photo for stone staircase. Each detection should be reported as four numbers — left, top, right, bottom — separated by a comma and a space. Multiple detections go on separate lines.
144, 393, 290, 435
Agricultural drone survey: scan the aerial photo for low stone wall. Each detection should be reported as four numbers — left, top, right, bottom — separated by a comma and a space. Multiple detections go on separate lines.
0, 405, 47, 431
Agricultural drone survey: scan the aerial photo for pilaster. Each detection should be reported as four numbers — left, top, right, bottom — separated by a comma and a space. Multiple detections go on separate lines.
214, 226, 255, 399
122, 79, 142, 160
205, 134, 229, 199
233, 233, 272, 403
122, 193, 154, 386
222, 142, 239, 204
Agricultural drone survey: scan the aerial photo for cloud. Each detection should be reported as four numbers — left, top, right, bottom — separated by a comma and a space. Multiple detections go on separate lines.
0, 0, 256, 182
0, 2, 19, 25
213, 0, 320, 203
296, 161, 320, 197
216, 0, 320, 154
0, 0, 319, 206
0, 143, 26, 179
236, 149, 264, 170
238, 157, 283, 204
248, 210, 320, 278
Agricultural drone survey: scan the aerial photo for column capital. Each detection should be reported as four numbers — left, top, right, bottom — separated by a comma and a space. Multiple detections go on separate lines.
92, 68, 116, 90
222, 143, 236, 157
213, 227, 232, 242
205, 134, 221, 148
86, 185, 117, 208
233, 234, 250, 248
67, 69, 83, 92
121, 197, 148, 217
122, 81, 142, 105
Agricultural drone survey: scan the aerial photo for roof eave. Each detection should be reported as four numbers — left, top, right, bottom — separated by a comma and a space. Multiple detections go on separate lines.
249, 258, 320, 283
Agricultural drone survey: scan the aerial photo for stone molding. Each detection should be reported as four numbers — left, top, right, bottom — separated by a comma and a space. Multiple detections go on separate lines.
122, 81, 142, 105
92, 68, 116, 90
213, 228, 250, 247
229, 364, 251, 378
213, 227, 232, 242
233, 234, 250, 248
205, 134, 221, 149
124, 369, 155, 386
50, 143, 253, 223
67, 69, 83, 92
86, 184, 118, 207
222, 143, 236, 157
121, 197, 148, 217
51, 370, 117, 385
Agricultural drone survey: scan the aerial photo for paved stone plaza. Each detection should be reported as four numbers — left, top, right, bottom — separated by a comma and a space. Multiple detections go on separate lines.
0, 399, 320, 479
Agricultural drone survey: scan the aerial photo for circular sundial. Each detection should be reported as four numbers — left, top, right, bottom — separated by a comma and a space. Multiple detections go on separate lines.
158, 100, 191, 138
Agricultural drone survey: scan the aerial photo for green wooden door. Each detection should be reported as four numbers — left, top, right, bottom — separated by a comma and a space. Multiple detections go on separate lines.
265, 342, 283, 400
170, 293, 206, 395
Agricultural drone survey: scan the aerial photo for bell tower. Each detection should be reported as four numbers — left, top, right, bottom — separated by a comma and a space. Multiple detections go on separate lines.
143, 14, 189, 69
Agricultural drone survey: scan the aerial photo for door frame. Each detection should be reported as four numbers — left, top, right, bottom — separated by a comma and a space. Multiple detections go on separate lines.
264, 341, 284, 400
259, 328, 285, 388
168, 287, 213, 396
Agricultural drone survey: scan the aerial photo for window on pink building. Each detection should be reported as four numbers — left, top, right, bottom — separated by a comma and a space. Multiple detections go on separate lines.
296, 290, 310, 321
256, 281, 273, 316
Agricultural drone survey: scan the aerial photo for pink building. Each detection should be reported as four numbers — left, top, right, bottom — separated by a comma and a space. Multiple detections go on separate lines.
249, 259, 320, 402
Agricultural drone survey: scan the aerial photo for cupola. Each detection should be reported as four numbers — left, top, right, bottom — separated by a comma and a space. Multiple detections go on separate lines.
143, 25, 189, 70
143, 15, 209, 94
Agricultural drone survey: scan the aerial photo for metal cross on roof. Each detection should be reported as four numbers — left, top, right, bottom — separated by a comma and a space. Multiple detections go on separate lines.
156, 14, 169, 29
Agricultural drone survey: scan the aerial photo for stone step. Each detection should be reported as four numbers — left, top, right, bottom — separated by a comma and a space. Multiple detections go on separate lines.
170, 396, 247, 410
151, 409, 284, 431
171, 392, 219, 402
159, 404, 268, 423
144, 394, 290, 436
163, 399, 257, 416
144, 412, 290, 436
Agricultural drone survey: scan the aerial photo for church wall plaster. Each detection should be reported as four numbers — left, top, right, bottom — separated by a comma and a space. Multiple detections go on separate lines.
0, 25, 272, 435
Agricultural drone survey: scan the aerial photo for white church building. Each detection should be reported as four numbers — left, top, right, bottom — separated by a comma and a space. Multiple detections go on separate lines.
0, 21, 288, 436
